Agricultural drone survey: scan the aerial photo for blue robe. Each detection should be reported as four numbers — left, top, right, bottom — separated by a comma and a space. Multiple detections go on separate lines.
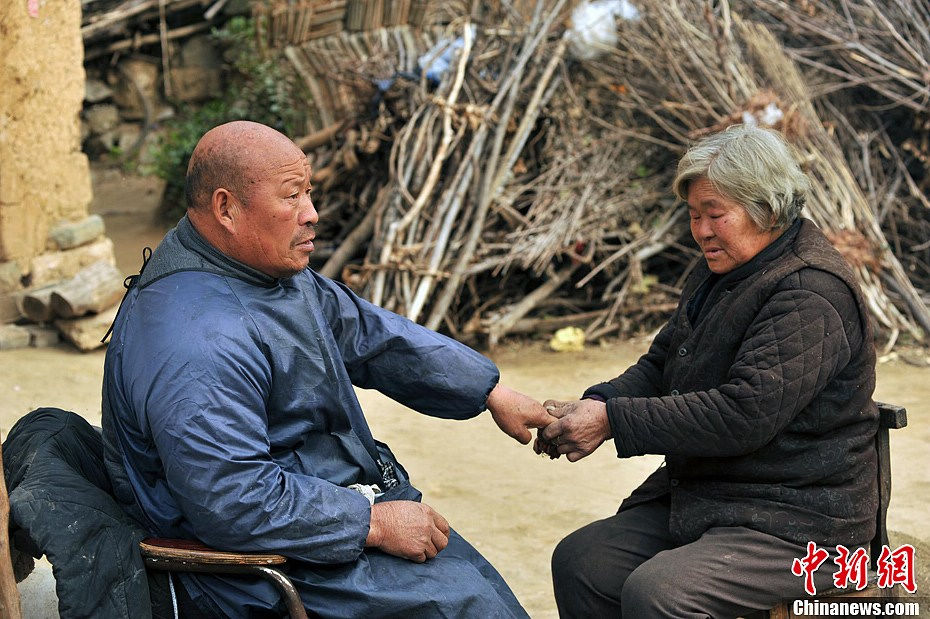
102, 216, 526, 617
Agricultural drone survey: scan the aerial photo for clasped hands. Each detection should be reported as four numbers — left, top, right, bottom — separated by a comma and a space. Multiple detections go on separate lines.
486, 384, 611, 463
368, 386, 611, 564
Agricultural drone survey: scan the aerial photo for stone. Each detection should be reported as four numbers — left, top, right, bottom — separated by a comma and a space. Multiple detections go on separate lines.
115, 123, 142, 153
23, 324, 59, 347
110, 58, 160, 121
48, 214, 105, 250
223, 0, 251, 16
156, 105, 176, 122
136, 129, 166, 172
0, 260, 23, 293
180, 35, 222, 69
84, 131, 119, 158
55, 304, 118, 352
0, 293, 22, 323
28, 237, 116, 288
169, 66, 222, 103
49, 260, 124, 318
84, 78, 114, 103
0, 324, 31, 350
20, 284, 57, 323
84, 104, 120, 135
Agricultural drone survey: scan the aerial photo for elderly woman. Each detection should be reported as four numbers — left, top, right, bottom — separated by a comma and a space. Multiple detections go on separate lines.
538, 125, 877, 617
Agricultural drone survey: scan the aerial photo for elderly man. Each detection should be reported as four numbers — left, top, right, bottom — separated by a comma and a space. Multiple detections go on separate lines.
101, 121, 549, 617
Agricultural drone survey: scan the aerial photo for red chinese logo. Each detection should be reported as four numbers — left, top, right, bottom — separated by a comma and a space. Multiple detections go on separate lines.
833, 544, 869, 591
792, 543, 918, 595
877, 544, 917, 593
792, 542, 830, 595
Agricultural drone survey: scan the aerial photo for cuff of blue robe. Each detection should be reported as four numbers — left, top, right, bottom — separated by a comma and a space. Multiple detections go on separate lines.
298, 486, 375, 564
479, 369, 501, 415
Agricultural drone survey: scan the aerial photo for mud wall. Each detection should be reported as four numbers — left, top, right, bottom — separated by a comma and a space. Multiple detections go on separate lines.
0, 0, 92, 269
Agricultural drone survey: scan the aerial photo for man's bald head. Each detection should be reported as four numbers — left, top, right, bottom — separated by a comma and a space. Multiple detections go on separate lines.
185, 121, 303, 211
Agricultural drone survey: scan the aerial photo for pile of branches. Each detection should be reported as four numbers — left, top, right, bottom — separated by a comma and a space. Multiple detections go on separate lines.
81, 0, 229, 61
292, 0, 929, 348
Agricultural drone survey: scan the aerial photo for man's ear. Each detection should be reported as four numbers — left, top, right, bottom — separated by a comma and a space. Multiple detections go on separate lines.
211, 188, 239, 234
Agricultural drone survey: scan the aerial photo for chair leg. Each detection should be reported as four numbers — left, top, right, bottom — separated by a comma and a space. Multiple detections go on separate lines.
144, 559, 308, 619
249, 566, 308, 619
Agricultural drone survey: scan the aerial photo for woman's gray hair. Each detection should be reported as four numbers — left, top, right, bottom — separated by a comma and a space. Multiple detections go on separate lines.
673, 124, 810, 231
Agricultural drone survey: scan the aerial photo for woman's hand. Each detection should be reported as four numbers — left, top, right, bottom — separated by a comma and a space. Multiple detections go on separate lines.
535, 399, 611, 462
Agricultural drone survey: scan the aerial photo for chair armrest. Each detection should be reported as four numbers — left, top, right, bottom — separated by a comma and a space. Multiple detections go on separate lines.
876, 402, 907, 430
140, 538, 308, 619
139, 538, 287, 566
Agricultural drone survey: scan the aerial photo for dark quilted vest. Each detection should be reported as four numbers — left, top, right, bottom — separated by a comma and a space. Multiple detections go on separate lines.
625, 219, 878, 546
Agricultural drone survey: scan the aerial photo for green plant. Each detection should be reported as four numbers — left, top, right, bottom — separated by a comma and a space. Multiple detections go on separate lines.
149, 17, 309, 219
212, 16, 306, 133
149, 101, 238, 216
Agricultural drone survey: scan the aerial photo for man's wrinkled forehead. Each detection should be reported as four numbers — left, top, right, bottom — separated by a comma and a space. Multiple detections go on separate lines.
239, 141, 310, 187
261, 152, 311, 179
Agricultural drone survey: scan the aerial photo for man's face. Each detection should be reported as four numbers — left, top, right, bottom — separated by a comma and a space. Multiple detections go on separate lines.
232, 151, 318, 278
687, 177, 777, 274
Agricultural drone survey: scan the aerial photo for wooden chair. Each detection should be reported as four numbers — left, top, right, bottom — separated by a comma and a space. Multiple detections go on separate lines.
759, 402, 908, 619
140, 538, 309, 619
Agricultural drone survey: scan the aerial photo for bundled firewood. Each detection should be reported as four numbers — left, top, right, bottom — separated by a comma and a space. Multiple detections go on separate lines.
81, 0, 927, 349
277, 0, 930, 349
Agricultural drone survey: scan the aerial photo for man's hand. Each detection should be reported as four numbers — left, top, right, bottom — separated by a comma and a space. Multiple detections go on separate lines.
486, 384, 557, 444
366, 501, 450, 563
534, 399, 611, 462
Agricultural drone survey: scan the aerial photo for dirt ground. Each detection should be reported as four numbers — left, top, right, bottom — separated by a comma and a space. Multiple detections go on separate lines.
1, 169, 927, 616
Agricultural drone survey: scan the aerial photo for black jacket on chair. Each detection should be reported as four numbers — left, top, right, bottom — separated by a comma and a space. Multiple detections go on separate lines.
3, 407, 151, 618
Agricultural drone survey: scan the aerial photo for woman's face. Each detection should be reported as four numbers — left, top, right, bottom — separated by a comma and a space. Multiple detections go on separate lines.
687, 177, 779, 274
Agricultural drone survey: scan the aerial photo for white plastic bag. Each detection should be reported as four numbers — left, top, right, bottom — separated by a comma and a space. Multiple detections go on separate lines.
565, 0, 640, 60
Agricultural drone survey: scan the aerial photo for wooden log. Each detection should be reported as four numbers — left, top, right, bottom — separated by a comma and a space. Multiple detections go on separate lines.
487, 262, 579, 347
48, 214, 106, 250
0, 262, 22, 294
284, 47, 337, 127
0, 446, 23, 619
307, 20, 344, 40
346, 0, 365, 31
82, 0, 204, 40
310, 3, 346, 26
319, 189, 383, 279
82, 0, 159, 39
28, 237, 116, 288
0, 294, 22, 324
19, 285, 57, 323
504, 310, 608, 336
295, 120, 347, 151
55, 305, 119, 352
365, 0, 383, 29
0, 325, 31, 351
408, 0, 429, 27
24, 325, 60, 347
49, 262, 124, 319
84, 21, 215, 60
